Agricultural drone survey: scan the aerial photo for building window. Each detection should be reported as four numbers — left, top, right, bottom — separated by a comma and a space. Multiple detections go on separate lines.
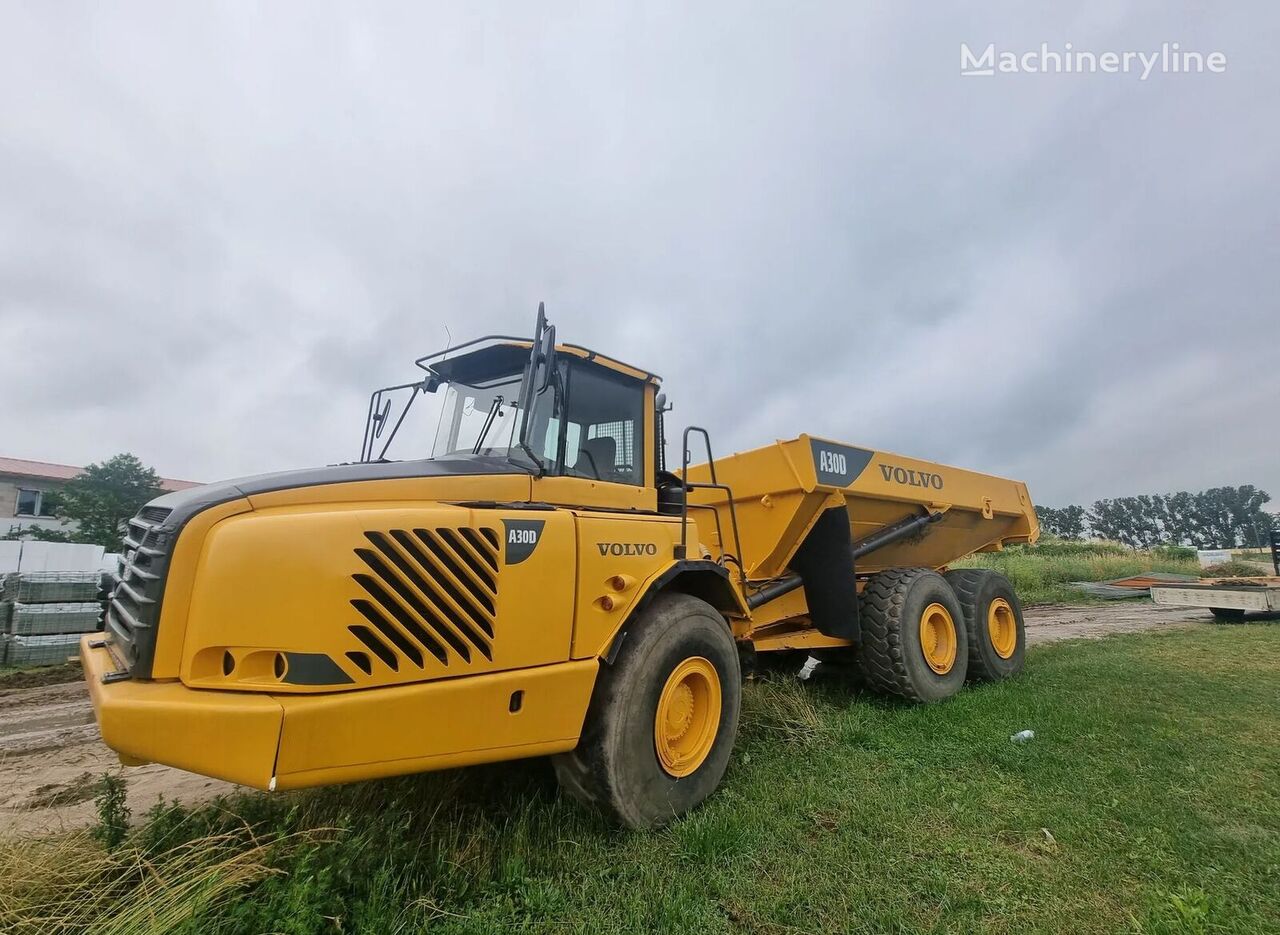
15, 488, 43, 517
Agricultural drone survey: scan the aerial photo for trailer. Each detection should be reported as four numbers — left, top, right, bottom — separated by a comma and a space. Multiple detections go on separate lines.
1151, 532, 1280, 622
1150, 578, 1280, 622
82, 304, 1040, 828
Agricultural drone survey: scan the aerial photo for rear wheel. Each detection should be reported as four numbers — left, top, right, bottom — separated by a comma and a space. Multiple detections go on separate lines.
945, 569, 1027, 681
857, 568, 968, 702
1210, 607, 1247, 623
552, 592, 741, 829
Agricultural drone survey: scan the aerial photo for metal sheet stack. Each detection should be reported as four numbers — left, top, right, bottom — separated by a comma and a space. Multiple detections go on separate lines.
1, 571, 103, 666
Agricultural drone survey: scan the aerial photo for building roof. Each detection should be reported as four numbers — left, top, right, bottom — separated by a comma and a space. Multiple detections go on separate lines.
0, 456, 199, 492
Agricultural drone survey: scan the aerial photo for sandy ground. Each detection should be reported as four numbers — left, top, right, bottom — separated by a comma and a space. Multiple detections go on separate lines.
0, 600, 1216, 837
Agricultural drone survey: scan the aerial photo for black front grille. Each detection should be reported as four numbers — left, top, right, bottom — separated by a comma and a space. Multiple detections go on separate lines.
139, 505, 173, 524
104, 506, 175, 676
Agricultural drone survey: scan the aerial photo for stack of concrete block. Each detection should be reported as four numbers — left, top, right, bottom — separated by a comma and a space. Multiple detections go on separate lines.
1, 571, 103, 667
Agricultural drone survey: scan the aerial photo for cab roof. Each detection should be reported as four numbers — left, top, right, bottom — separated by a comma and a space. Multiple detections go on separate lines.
416, 337, 661, 386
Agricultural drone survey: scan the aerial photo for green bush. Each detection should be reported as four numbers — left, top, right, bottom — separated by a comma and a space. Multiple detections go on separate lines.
91, 774, 131, 852
952, 538, 1200, 604
1201, 560, 1267, 579
1152, 544, 1197, 562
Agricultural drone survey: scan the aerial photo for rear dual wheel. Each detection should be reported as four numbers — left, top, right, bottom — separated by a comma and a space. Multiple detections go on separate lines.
857, 567, 1027, 702
857, 568, 970, 702
945, 568, 1027, 681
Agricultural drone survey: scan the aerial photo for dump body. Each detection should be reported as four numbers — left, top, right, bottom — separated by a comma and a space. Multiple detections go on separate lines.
685, 434, 1038, 584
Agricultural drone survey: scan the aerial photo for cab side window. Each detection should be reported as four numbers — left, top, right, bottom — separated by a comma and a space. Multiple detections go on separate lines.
559, 364, 644, 485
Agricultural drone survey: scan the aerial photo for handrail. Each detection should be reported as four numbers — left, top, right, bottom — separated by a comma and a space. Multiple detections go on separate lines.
360, 379, 428, 463
678, 426, 746, 585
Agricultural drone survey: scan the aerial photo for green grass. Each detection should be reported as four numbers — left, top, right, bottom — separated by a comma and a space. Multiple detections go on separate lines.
953, 540, 1201, 604
5, 625, 1279, 934
0, 663, 82, 689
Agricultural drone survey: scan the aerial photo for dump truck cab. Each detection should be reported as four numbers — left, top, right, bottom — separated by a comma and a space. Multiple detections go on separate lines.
83, 303, 1038, 828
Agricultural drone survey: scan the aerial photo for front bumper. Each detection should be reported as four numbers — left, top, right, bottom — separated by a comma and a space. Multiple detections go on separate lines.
81, 636, 598, 791
81, 636, 283, 788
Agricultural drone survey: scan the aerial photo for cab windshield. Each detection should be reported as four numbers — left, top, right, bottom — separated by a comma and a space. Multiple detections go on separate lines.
430, 358, 645, 485
430, 369, 531, 461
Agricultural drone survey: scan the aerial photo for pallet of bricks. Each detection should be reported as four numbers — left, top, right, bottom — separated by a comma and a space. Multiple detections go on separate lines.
1, 571, 103, 667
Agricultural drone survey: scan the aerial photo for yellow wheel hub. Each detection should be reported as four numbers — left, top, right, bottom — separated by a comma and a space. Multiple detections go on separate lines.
988, 597, 1017, 659
655, 657, 721, 777
919, 603, 958, 675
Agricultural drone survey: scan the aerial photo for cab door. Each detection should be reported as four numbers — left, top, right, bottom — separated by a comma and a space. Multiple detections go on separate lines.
528, 361, 657, 512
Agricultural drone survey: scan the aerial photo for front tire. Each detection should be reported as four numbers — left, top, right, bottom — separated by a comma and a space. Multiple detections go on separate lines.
552, 592, 741, 829
857, 568, 968, 703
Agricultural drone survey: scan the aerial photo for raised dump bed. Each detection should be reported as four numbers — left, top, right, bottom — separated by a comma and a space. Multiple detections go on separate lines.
684, 433, 1038, 584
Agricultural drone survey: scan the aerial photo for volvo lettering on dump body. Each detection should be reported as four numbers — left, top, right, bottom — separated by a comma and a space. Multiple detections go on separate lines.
81, 301, 1038, 830
880, 464, 945, 490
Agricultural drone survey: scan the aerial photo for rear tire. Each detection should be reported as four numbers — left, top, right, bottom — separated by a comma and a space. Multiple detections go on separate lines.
945, 569, 1026, 681
857, 568, 968, 703
552, 592, 741, 829
1210, 607, 1247, 623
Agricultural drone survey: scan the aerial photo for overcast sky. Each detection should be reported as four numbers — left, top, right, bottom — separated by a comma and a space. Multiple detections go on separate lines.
2, 3, 1276, 507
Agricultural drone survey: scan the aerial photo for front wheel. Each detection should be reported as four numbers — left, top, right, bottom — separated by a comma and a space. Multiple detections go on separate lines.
552, 593, 741, 829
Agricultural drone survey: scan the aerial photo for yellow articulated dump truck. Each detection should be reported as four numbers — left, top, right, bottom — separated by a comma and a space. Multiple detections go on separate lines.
82, 305, 1038, 828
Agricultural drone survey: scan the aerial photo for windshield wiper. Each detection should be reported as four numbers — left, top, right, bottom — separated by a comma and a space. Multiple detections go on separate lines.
471, 395, 504, 455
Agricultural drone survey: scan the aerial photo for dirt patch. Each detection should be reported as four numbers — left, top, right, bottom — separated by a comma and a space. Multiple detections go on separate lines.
24, 771, 98, 809
0, 680, 238, 836
0, 600, 1215, 837
0, 664, 84, 691
1022, 601, 1210, 645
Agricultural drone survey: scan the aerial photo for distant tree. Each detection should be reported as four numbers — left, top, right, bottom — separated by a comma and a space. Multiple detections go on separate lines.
1083, 485, 1275, 549
1088, 498, 1133, 547
57, 454, 163, 552
1161, 491, 1197, 545
1037, 505, 1087, 540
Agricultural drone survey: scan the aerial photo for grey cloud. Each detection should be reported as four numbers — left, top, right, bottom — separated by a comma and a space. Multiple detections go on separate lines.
1, 2, 1276, 509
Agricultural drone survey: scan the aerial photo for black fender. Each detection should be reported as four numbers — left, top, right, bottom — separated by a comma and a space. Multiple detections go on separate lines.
602, 560, 746, 665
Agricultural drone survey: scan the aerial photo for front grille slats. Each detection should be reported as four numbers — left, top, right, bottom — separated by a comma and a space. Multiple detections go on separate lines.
113, 579, 155, 606
347, 525, 500, 675
349, 624, 400, 671
408, 530, 496, 640
435, 528, 498, 597
417, 527, 496, 613
461, 527, 500, 570
139, 506, 172, 524
120, 535, 163, 557
354, 549, 478, 661
106, 505, 174, 675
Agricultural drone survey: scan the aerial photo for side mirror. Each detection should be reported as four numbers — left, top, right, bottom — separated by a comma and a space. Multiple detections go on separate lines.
372, 398, 392, 438
537, 322, 557, 392
422, 374, 442, 393
515, 301, 555, 473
